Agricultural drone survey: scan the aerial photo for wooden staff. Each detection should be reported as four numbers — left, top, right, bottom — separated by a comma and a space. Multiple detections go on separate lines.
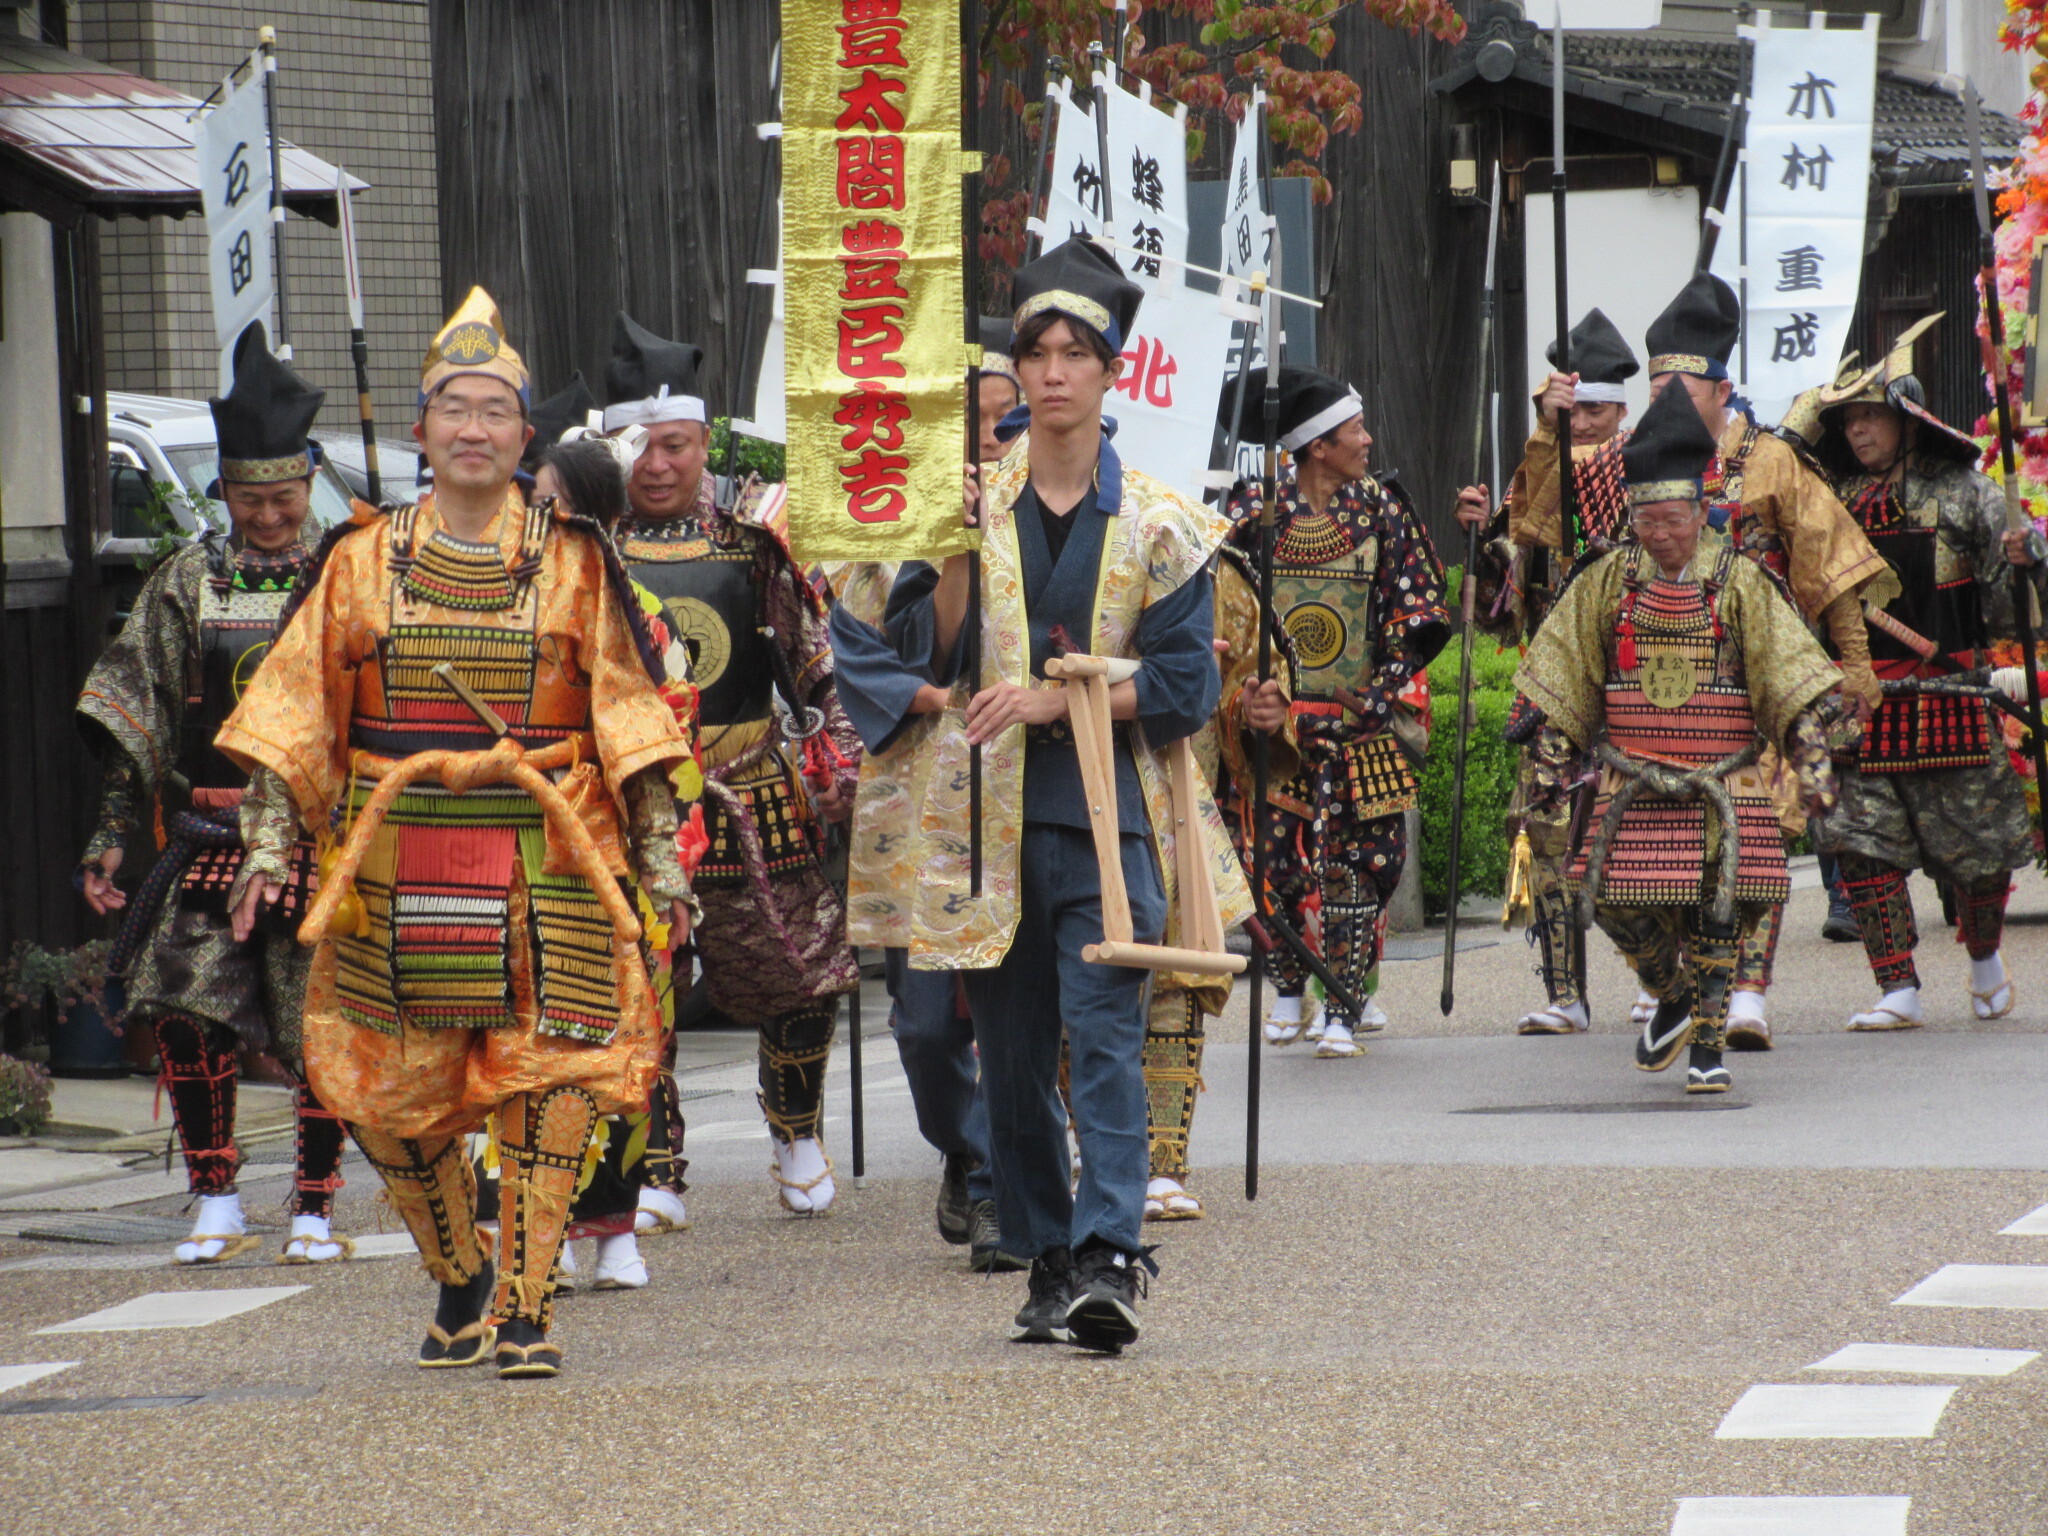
1969, 81, 2048, 833
1441, 163, 1502, 1016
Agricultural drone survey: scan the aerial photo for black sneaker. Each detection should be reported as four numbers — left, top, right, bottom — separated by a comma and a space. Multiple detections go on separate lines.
1065, 1238, 1152, 1354
1685, 1042, 1732, 1095
937, 1154, 974, 1245
1634, 992, 1696, 1073
967, 1198, 1026, 1273
1011, 1247, 1073, 1343
1821, 897, 1860, 943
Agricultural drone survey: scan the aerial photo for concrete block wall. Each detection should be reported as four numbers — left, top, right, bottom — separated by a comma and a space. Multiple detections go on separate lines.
76, 0, 439, 426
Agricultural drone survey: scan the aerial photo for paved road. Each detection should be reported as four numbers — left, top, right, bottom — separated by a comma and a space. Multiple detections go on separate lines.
2, 871, 2045, 1534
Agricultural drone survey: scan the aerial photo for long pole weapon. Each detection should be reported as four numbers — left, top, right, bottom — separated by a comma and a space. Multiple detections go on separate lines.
257, 27, 291, 360
1246, 76, 1280, 1204
335, 169, 380, 504
963, 1, 985, 898
1547, 12, 1581, 563
723, 46, 784, 510
1968, 81, 2048, 833
1693, 6, 1751, 273
1439, 163, 1502, 1016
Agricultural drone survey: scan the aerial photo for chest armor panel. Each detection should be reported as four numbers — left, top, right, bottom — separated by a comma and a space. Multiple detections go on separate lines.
1272, 535, 1378, 703
181, 578, 293, 789
623, 530, 772, 728
1575, 549, 1787, 905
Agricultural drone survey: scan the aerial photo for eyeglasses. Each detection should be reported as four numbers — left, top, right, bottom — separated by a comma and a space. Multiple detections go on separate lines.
425, 400, 524, 431
1630, 511, 1700, 532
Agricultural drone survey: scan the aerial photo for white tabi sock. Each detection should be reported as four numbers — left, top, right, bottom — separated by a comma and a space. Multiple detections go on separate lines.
1270, 994, 1305, 1024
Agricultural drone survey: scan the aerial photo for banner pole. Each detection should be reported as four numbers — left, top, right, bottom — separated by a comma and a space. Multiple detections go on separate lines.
258, 26, 290, 358
963, 0, 984, 897
1246, 72, 1277, 1205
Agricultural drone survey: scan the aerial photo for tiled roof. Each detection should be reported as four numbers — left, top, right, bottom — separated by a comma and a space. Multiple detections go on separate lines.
0, 35, 363, 218
1435, 4, 2024, 191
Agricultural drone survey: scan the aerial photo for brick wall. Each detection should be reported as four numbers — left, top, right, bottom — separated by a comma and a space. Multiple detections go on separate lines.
76, 0, 438, 427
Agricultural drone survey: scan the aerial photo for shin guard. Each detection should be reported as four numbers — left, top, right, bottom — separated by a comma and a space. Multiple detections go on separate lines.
288, 1082, 347, 1218
1841, 854, 1920, 991
1527, 861, 1585, 1008
153, 1017, 241, 1195
1954, 876, 2013, 961
1142, 988, 1204, 1182
1733, 902, 1781, 995
350, 1128, 488, 1287
494, 1085, 600, 1329
758, 1003, 836, 1144
1686, 912, 1741, 1053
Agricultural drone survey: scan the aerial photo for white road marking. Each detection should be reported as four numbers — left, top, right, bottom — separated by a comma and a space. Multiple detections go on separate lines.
1807, 1342, 2037, 1377
1671, 1497, 1910, 1535
1894, 1263, 2048, 1309
1715, 1383, 1956, 1439
0, 1362, 78, 1396
347, 1232, 419, 1259
1999, 1203, 2048, 1235
36, 1284, 310, 1334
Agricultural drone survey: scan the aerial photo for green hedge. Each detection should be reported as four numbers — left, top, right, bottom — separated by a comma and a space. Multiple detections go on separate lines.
1418, 572, 1524, 914
710, 417, 786, 483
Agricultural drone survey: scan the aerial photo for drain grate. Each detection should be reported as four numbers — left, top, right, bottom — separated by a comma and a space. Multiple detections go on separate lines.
10, 1213, 210, 1245
0, 1384, 319, 1416
1453, 1100, 1751, 1115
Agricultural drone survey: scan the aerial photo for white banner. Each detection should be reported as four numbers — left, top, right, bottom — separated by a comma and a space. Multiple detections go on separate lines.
196, 62, 275, 390
1036, 74, 1231, 505
1711, 11, 1879, 427
1520, 0, 1662, 27
1221, 89, 1270, 289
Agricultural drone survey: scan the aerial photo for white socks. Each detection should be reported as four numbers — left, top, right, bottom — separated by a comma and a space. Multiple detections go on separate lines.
174, 1192, 246, 1264
635, 1185, 688, 1233
774, 1136, 836, 1214
1270, 994, 1305, 1024
593, 1231, 649, 1290
1849, 986, 1924, 1031
1316, 1020, 1361, 1058
282, 1213, 346, 1263
1972, 953, 2014, 1019
1728, 991, 1767, 1026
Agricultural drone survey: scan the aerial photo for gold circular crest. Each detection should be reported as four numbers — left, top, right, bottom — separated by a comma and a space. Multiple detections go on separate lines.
438, 321, 500, 365
1639, 647, 1698, 710
1284, 601, 1346, 672
230, 640, 271, 702
664, 596, 731, 689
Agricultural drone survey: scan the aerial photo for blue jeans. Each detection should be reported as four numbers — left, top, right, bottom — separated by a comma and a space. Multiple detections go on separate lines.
963, 824, 1165, 1259
883, 948, 992, 1202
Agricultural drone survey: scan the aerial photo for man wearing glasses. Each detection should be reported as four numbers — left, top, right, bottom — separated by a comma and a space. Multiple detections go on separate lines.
219, 289, 694, 1379
1514, 381, 1844, 1097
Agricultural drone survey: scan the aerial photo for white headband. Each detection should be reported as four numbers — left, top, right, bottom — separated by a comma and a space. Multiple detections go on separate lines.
1575, 381, 1628, 404
602, 383, 706, 433
1280, 391, 1363, 453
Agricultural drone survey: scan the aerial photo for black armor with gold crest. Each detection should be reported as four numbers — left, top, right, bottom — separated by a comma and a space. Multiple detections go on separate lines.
620, 517, 773, 730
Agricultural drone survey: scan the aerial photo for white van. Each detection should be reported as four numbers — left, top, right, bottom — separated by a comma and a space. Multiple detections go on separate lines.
103, 391, 381, 560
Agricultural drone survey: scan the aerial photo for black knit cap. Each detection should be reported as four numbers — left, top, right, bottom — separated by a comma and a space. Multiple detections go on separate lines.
1215, 364, 1362, 453
1623, 378, 1718, 506
1644, 272, 1741, 380
211, 320, 324, 484
1010, 238, 1143, 353
603, 312, 707, 427
524, 371, 598, 468
1547, 308, 1639, 393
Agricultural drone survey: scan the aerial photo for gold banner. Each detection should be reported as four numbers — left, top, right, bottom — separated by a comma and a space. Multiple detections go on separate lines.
782, 0, 967, 565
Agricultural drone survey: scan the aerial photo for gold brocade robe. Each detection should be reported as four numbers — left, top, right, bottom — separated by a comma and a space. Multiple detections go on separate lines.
215, 493, 689, 1135
854, 445, 1253, 1002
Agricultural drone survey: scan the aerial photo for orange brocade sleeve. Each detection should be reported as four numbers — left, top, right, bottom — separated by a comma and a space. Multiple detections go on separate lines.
214, 525, 376, 827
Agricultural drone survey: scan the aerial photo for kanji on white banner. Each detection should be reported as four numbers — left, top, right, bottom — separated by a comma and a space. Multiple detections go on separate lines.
1710, 10, 1879, 427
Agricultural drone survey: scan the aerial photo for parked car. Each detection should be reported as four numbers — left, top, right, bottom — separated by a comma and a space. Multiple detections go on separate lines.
312, 430, 423, 506
104, 391, 357, 561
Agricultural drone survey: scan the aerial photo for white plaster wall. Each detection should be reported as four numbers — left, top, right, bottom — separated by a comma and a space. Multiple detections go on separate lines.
0, 212, 69, 565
